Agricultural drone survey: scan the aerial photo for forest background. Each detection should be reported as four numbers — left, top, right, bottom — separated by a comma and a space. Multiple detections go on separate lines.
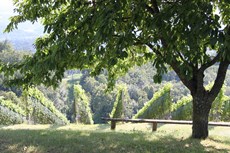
0, 40, 230, 124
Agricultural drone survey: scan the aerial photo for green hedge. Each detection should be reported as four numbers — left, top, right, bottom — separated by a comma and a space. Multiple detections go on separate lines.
0, 91, 21, 105
110, 86, 124, 118
171, 95, 193, 120
133, 83, 172, 119
221, 98, 230, 121
208, 84, 227, 121
0, 96, 26, 125
0, 96, 26, 116
23, 88, 69, 125
73, 85, 93, 124
171, 83, 227, 121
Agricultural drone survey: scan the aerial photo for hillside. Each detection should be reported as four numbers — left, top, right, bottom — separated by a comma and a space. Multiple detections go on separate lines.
0, 23, 43, 51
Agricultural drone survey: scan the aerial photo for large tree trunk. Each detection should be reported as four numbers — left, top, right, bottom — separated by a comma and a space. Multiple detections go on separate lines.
192, 96, 212, 139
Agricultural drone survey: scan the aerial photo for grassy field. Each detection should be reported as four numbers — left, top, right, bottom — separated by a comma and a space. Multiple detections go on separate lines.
0, 123, 229, 153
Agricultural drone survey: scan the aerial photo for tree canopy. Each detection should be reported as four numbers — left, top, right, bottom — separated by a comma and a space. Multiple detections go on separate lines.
2, 0, 230, 139
2, 1, 229, 88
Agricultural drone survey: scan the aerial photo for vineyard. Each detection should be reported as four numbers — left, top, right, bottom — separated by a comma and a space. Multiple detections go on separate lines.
0, 83, 230, 125
1, 40, 230, 126
0, 88, 69, 125
0, 96, 26, 125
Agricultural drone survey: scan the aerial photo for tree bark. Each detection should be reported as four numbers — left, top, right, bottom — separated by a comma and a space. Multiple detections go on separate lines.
191, 60, 229, 139
192, 96, 212, 139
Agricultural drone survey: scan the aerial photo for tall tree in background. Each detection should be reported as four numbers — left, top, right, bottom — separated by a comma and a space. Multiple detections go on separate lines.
3, 0, 230, 139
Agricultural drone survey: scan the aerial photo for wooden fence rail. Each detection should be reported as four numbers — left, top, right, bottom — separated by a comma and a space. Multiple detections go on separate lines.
101, 117, 230, 132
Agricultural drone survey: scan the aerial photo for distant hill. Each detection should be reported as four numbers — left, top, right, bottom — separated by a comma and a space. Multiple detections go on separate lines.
0, 21, 44, 51
0, 2, 44, 52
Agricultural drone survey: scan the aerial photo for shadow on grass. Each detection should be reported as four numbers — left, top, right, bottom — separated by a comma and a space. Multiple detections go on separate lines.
0, 127, 229, 153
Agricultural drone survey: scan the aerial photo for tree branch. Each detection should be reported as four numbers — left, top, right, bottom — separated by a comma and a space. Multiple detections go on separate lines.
199, 53, 221, 72
170, 61, 194, 91
146, 42, 194, 91
145, 43, 163, 57
176, 51, 195, 68
162, 0, 182, 5
145, 0, 194, 92
208, 60, 229, 102
79, 0, 109, 7
151, 0, 160, 13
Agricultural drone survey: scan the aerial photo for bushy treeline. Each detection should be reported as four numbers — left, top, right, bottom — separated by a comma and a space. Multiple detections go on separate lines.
75, 64, 230, 123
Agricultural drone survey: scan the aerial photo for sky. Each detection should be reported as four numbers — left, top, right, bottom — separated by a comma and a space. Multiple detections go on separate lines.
0, 0, 43, 36
0, 0, 14, 21
1, 0, 14, 12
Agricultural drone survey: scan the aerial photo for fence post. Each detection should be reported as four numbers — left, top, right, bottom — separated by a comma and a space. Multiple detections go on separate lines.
111, 121, 116, 130
152, 122, 157, 131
